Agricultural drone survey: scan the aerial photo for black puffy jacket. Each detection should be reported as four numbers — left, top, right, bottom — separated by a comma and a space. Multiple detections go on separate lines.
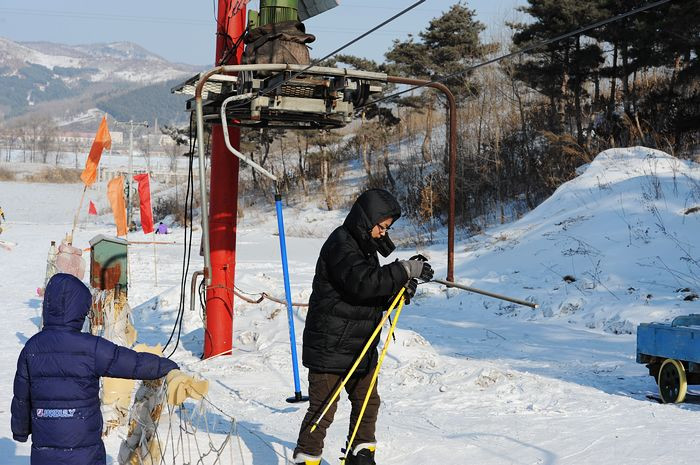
302, 189, 409, 375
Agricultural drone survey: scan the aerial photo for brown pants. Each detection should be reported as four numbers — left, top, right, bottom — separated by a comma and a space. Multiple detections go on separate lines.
295, 371, 380, 457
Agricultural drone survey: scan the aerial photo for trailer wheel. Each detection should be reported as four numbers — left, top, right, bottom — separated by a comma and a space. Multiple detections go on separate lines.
658, 358, 687, 403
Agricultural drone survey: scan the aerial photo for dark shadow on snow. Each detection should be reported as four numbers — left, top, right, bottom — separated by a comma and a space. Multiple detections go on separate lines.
216, 380, 298, 415
15, 331, 29, 344
174, 404, 305, 465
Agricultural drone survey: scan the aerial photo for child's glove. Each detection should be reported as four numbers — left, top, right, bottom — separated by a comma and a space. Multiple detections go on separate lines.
165, 369, 209, 406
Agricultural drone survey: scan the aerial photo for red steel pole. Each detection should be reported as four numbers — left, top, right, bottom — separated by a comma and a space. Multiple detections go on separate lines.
204, 0, 246, 358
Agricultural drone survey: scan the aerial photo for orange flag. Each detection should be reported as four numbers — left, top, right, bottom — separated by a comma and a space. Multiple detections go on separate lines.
80, 116, 112, 186
107, 176, 127, 236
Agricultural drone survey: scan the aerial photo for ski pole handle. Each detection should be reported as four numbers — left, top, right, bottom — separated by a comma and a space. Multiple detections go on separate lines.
433, 279, 538, 309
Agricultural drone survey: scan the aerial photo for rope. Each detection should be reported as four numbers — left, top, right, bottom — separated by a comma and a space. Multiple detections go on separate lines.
205, 283, 310, 308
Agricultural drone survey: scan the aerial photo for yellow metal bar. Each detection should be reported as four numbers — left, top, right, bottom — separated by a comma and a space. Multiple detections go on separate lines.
310, 287, 405, 433
342, 296, 405, 463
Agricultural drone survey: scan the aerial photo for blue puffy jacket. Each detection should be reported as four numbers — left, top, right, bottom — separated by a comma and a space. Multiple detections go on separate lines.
11, 273, 178, 465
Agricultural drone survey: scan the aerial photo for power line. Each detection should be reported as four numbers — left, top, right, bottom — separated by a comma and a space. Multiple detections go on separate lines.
359, 0, 673, 110
0, 8, 211, 26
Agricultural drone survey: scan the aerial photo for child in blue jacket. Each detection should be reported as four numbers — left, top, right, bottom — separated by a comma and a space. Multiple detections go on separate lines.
11, 273, 178, 465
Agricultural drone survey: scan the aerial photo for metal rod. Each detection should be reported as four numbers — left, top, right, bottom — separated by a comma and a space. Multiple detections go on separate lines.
275, 192, 307, 403
387, 76, 457, 281
69, 184, 88, 245
344, 295, 405, 461
310, 288, 406, 431
193, 63, 391, 285
194, 67, 225, 285
432, 278, 538, 309
190, 270, 204, 313
152, 232, 158, 287
220, 95, 278, 181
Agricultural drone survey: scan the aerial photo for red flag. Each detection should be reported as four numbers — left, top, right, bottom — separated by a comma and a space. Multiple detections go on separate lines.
107, 176, 127, 236
88, 200, 97, 215
80, 116, 112, 186
133, 173, 154, 234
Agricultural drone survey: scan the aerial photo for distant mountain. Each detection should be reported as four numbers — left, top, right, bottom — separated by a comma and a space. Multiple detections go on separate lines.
0, 37, 202, 127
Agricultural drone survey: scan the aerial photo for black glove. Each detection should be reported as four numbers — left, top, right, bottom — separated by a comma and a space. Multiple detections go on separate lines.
399, 259, 434, 282
408, 254, 434, 281
403, 278, 418, 305
418, 261, 434, 281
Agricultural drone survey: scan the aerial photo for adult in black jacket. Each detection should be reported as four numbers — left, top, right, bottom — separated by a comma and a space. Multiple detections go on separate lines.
293, 189, 433, 465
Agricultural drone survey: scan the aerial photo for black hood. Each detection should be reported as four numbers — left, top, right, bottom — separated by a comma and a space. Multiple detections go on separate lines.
42, 273, 92, 331
343, 189, 401, 255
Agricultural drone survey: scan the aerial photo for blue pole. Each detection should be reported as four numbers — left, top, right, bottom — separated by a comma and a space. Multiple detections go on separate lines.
275, 193, 307, 403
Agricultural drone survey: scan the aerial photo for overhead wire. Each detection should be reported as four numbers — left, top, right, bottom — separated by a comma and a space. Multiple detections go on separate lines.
0, 7, 211, 26
357, 0, 674, 110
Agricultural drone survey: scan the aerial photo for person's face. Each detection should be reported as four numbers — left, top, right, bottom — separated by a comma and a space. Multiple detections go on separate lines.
370, 217, 393, 239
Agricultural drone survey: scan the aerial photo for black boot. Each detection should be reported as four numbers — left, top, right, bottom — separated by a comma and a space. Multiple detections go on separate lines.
345, 447, 376, 465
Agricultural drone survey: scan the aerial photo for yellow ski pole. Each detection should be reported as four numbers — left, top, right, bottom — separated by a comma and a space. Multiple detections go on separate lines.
309, 287, 405, 433
342, 295, 406, 464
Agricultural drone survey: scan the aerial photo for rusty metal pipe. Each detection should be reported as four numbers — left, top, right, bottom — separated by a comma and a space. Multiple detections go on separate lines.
194, 66, 225, 285
433, 279, 538, 309
387, 76, 457, 281
190, 270, 205, 313
194, 70, 457, 280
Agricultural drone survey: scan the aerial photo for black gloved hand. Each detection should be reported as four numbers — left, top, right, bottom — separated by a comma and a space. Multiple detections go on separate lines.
418, 261, 434, 281
399, 259, 434, 282
408, 254, 434, 281
403, 278, 418, 305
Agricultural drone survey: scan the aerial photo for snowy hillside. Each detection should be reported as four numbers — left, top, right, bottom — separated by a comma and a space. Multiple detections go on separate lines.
0, 37, 196, 84
432, 147, 700, 333
0, 146, 699, 464
0, 37, 198, 124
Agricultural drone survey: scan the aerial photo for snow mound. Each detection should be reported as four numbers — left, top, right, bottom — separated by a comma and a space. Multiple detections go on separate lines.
446, 147, 700, 333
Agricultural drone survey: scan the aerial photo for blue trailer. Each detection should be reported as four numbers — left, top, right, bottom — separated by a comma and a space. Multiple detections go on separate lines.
636, 314, 700, 403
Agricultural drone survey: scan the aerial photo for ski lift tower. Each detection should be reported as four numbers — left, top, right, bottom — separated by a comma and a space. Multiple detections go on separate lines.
173, 0, 389, 361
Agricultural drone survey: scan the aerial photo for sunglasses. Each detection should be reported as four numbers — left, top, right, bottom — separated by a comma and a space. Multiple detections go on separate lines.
376, 223, 391, 233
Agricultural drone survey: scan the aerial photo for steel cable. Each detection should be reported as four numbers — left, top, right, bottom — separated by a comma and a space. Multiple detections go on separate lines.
358, 0, 673, 110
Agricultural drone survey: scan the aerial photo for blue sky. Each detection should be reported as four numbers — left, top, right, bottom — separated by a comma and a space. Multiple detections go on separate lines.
0, 1, 525, 65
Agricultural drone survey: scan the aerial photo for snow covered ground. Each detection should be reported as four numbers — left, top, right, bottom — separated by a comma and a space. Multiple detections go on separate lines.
1, 146, 699, 464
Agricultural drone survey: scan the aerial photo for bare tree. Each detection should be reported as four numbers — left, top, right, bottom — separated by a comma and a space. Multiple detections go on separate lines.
5, 127, 21, 163
38, 121, 57, 164
27, 123, 40, 163
138, 136, 152, 172
70, 137, 82, 169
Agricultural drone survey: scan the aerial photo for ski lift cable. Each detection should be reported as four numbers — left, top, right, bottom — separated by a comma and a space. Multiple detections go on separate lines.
223, 0, 426, 111
358, 0, 673, 110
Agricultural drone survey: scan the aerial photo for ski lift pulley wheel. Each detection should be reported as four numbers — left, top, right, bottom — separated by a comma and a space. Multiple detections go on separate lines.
172, 65, 387, 130
657, 358, 687, 403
